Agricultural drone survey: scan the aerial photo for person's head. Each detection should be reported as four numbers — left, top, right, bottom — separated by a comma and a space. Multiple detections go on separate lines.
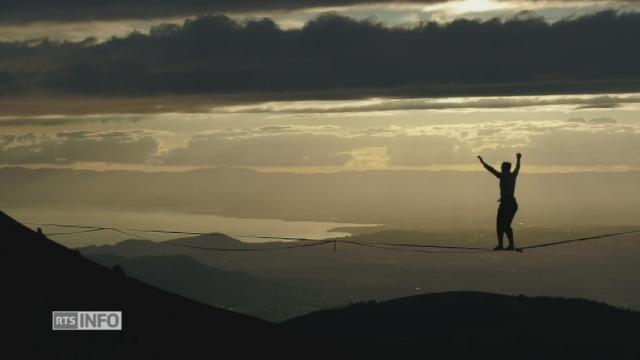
501, 162, 512, 173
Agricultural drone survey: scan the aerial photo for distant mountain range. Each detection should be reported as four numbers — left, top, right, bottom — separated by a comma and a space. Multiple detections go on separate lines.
86, 252, 319, 321
4, 210, 640, 359
80, 234, 358, 320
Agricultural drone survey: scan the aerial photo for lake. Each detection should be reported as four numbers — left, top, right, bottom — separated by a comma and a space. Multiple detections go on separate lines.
3, 207, 377, 247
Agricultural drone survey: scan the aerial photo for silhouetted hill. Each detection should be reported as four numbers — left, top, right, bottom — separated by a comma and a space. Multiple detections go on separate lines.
0, 211, 307, 359
80, 233, 250, 257
168, 233, 246, 248
87, 253, 318, 321
284, 291, 640, 360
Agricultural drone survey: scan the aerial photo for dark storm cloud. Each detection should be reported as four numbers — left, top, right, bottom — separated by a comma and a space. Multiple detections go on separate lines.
1, 10, 640, 98
0, 1, 630, 22
0, 0, 444, 22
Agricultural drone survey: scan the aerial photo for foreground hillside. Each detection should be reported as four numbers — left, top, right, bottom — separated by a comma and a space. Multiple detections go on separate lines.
285, 292, 640, 360
0, 211, 304, 359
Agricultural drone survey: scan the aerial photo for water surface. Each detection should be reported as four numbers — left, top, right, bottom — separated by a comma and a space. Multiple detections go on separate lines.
4, 207, 376, 247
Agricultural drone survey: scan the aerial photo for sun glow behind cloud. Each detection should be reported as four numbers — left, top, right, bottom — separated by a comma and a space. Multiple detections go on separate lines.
426, 0, 516, 14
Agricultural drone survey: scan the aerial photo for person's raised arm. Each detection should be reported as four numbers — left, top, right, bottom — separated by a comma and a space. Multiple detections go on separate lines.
513, 153, 522, 177
477, 155, 501, 178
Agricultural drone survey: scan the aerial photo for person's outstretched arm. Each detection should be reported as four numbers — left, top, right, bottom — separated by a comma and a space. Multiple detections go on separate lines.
477, 156, 501, 178
513, 153, 522, 177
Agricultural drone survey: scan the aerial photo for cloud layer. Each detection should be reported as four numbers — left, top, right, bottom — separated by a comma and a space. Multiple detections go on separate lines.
0, 130, 159, 164
216, 94, 640, 114
4, 118, 635, 168
1, 10, 640, 98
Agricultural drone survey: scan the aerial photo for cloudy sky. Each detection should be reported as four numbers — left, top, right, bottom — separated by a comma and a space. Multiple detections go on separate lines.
1, 0, 640, 173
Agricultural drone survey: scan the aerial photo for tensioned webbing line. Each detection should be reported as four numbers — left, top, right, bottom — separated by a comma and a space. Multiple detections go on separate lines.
29, 224, 499, 252
44, 228, 105, 236
16, 221, 640, 254
17, 222, 344, 252
22, 222, 502, 253
517, 230, 640, 250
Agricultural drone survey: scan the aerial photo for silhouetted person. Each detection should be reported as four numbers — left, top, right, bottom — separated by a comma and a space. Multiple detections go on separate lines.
477, 153, 521, 250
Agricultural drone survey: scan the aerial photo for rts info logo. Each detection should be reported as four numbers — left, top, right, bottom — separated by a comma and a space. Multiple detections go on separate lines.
52, 311, 122, 330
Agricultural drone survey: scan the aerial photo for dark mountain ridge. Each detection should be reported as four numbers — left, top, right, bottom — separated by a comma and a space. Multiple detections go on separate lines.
0, 210, 306, 359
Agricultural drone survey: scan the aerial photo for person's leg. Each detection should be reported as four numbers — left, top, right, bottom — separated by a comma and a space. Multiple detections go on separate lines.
505, 227, 514, 249
495, 204, 505, 250
504, 203, 518, 250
